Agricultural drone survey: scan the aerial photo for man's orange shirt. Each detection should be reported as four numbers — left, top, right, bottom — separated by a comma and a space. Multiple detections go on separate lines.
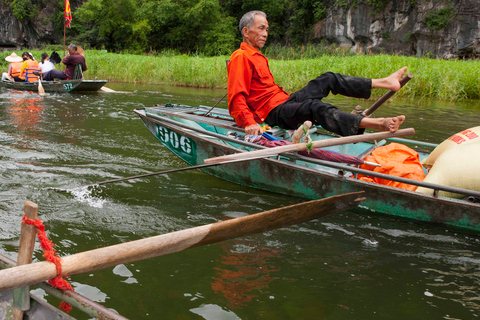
227, 42, 290, 128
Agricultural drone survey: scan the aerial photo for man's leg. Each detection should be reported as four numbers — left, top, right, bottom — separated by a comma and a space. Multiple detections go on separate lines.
266, 99, 364, 136
289, 72, 372, 103
266, 100, 405, 135
49, 69, 67, 80
290, 67, 408, 103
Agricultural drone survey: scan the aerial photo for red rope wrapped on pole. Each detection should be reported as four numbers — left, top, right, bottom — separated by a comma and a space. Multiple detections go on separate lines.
21, 216, 73, 313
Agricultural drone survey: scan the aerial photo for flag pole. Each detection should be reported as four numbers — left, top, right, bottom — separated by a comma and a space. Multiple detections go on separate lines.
63, 17, 66, 58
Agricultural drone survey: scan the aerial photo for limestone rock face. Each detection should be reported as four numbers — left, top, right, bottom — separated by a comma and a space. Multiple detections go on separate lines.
0, 1, 59, 50
313, 0, 480, 58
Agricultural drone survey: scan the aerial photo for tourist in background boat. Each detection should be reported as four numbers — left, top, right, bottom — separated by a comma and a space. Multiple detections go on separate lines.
228, 10, 406, 137
19, 52, 40, 82
39, 53, 67, 81
1, 52, 24, 82
62, 43, 87, 80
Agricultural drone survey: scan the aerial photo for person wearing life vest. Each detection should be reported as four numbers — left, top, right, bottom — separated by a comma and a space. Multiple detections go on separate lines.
19, 52, 40, 82
1, 52, 24, 82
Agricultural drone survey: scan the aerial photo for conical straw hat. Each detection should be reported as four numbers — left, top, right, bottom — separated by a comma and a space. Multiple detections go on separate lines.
5, 52, 23, 62
77, 46, 85, 57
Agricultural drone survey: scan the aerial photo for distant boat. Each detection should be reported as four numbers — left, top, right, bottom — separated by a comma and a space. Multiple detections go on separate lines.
0, 78, 108, 93
0, 79, 82, 93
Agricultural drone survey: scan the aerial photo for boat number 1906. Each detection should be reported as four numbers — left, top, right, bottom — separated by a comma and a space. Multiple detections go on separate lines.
155, 125, 195, 160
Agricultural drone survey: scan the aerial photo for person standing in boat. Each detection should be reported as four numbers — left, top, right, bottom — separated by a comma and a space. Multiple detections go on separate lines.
39, 53, 68, 81
19, 52, 40, 82
1, 52, 24, 82
228, 10, 407, 137
62, 44, 87, 80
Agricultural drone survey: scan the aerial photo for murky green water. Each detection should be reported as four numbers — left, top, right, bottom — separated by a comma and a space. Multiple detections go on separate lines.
0, 83, 479, 319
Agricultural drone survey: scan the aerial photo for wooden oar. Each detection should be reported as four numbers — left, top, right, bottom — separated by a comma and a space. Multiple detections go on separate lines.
0, 192, 365, 292
204, 128, 415, 164
38, 74, 45, 96
57, 155, 271, 192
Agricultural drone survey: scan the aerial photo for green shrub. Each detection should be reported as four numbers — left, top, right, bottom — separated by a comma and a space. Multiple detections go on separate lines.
424, 6, 456, 30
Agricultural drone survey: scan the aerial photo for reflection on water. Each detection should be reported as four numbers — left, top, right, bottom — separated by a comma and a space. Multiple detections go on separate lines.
0, 83, 479, 319
211, 240, 281, 310
7, 91, 43, 134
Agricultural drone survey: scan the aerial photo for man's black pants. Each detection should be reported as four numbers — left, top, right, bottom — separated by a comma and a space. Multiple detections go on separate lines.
265, 72, 372, 136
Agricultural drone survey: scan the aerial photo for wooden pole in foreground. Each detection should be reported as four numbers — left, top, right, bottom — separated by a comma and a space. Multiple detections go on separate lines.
0, 192, 364, 292
13, 201, 38, 320
204, 128, 415, 164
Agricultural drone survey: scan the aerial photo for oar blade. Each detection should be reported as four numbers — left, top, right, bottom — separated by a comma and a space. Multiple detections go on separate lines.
200, 191, 366, 246
38, 81, 45, 96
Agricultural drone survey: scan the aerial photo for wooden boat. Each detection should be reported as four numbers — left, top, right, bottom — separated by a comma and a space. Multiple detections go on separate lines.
0, 253, 128, 319
0, 254, 74, 319
134, 104, 480, 234
0, 79, 82, 93
0, 79, 108, 93
0, 287, 75, 319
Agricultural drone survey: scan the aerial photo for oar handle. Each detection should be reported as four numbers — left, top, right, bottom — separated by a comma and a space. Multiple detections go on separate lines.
204, 128, 415, 164
363, 73, 413, 117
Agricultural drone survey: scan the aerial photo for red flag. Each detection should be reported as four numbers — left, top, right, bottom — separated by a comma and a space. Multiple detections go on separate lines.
65, 0, 72, 28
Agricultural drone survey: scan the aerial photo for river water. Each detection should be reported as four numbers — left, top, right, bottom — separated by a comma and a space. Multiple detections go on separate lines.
0, 83, 479, 320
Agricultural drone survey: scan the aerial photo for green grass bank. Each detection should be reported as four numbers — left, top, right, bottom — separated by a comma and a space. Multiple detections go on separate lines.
1, 50, 479, 101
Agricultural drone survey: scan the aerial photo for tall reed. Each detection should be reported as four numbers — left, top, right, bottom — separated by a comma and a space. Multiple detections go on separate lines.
0, 50, 478, 101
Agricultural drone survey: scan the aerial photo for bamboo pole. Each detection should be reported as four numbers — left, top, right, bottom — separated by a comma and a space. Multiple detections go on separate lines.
13, 201, 38, 320
204, 128, 415, 164
0, 192, 364, 292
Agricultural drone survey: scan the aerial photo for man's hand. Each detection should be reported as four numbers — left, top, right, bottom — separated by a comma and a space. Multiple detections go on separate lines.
245, 124, 263, 136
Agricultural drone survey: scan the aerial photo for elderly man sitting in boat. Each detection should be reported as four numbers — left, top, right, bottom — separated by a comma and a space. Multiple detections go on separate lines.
228, 10, 407, 137
62, 43, 87, 80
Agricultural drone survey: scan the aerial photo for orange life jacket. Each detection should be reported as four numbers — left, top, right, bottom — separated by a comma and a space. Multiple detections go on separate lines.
20, 59, 40, 82
9, 61, 23, 78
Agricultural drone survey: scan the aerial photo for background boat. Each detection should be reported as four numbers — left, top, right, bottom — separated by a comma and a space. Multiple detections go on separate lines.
0, 79, 82, 93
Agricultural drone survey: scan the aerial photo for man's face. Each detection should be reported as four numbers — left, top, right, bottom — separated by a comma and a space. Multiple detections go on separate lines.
243, 14, 269, 50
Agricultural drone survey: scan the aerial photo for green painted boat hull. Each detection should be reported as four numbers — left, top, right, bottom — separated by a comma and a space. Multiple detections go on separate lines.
135, 105, 480, 234
0, 79, 82, 93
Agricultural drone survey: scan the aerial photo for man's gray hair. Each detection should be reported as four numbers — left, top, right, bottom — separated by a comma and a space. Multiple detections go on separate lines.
239, 11, 267, 36
68, 43, 77, 51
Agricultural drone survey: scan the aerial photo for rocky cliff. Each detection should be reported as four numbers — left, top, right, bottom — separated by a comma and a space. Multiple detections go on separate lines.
0, 1, 59, 51
1, 0, 479, 59
314, 0, 480, 58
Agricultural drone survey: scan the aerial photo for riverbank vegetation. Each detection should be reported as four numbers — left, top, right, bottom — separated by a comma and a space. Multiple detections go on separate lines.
1, 49, 478, 101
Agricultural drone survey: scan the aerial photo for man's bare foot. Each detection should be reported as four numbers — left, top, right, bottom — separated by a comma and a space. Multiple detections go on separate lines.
383, 115, 405, 132
372, 67, 407, 91
359, 115, 406, 133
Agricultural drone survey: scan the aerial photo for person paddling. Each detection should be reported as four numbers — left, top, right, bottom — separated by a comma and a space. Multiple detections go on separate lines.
228, 10, 406, 137
62, 44, 87, 80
